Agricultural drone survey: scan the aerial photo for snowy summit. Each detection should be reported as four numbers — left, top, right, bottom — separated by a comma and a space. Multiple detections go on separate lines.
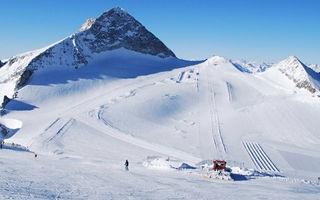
0, 7, 176, 108
276, 56, 320, 94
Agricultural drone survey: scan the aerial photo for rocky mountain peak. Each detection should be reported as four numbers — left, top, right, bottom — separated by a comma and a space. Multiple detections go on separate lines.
276, 56, 318, 94
101, 6, 128, 17
279, 56, 302, 67
80, 7, 176, 58
276, 56, 306, 76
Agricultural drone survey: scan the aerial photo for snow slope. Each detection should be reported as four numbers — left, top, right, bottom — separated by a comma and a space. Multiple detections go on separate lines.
1, 51, 320, 199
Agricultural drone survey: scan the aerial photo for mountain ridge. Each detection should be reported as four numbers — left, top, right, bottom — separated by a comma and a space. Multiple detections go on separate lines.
0, 7, 177, 108
1, 7, 320, 110
78, 18, 95, 32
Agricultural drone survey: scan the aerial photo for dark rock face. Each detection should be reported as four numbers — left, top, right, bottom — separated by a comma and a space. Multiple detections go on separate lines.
1, 95, 10, 109
0, 124, 9, 136
296, 81, 316, 93
16, 70, 33, 89
279, 67, 318, 94
80, 7, 176, 58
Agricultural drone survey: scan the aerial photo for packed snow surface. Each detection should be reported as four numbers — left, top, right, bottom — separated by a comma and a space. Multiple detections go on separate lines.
1, 49, 320, 199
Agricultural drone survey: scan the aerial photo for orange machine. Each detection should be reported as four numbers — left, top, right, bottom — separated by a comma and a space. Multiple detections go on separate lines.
213, 160, 226, 171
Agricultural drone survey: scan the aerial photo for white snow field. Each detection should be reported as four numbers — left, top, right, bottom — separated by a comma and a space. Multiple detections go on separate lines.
1, 49, 320, 199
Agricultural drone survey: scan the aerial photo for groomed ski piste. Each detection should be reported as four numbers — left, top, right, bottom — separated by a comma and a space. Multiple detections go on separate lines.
243, 142, 279, 172
1, 49, 320, 199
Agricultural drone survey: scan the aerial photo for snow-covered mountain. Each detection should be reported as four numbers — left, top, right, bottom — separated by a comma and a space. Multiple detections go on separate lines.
1, 7, 320, 199
0, 7, 177, 108
231, 59, 272, 73
225, 57, 320, 96
274, 56, 320, 95
308, 63, 320, 73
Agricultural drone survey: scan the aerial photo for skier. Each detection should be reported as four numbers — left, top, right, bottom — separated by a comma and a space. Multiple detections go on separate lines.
125, 160, 129, 171
0, 140, 4, 149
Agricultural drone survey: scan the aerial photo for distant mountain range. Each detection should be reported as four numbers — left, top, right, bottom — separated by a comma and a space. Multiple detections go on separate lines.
0, 7, 319, 109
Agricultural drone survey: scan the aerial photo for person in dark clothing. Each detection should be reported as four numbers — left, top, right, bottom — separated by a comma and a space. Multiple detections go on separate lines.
125, 160, 129, 171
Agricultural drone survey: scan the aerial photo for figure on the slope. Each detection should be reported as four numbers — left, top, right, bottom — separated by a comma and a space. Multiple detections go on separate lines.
0, 140, 4, 149
125, 160, 129, 171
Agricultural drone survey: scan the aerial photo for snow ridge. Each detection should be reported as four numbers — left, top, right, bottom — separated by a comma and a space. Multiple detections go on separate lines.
77, 18, 95, 32
206, 56, 231, 65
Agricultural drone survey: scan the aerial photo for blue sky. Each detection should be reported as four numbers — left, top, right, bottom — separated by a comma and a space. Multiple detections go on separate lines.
1, 0, 319, 63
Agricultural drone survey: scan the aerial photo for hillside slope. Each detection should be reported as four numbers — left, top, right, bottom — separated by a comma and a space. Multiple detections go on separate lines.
0, 53, 319, 198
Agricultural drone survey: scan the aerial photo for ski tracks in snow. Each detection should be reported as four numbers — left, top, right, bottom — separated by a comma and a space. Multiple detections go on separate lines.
243, 141, 279, 172
226, 82, 233, 102
46, 118, 75, 143
32, 117, 75, 151
175, 68, 198, 84
196, 65, 227, 159
205, 70, 227, 158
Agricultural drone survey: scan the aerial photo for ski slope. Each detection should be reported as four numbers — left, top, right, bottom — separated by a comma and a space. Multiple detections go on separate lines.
243, 142, 279, 172
1, 50, 320, 199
